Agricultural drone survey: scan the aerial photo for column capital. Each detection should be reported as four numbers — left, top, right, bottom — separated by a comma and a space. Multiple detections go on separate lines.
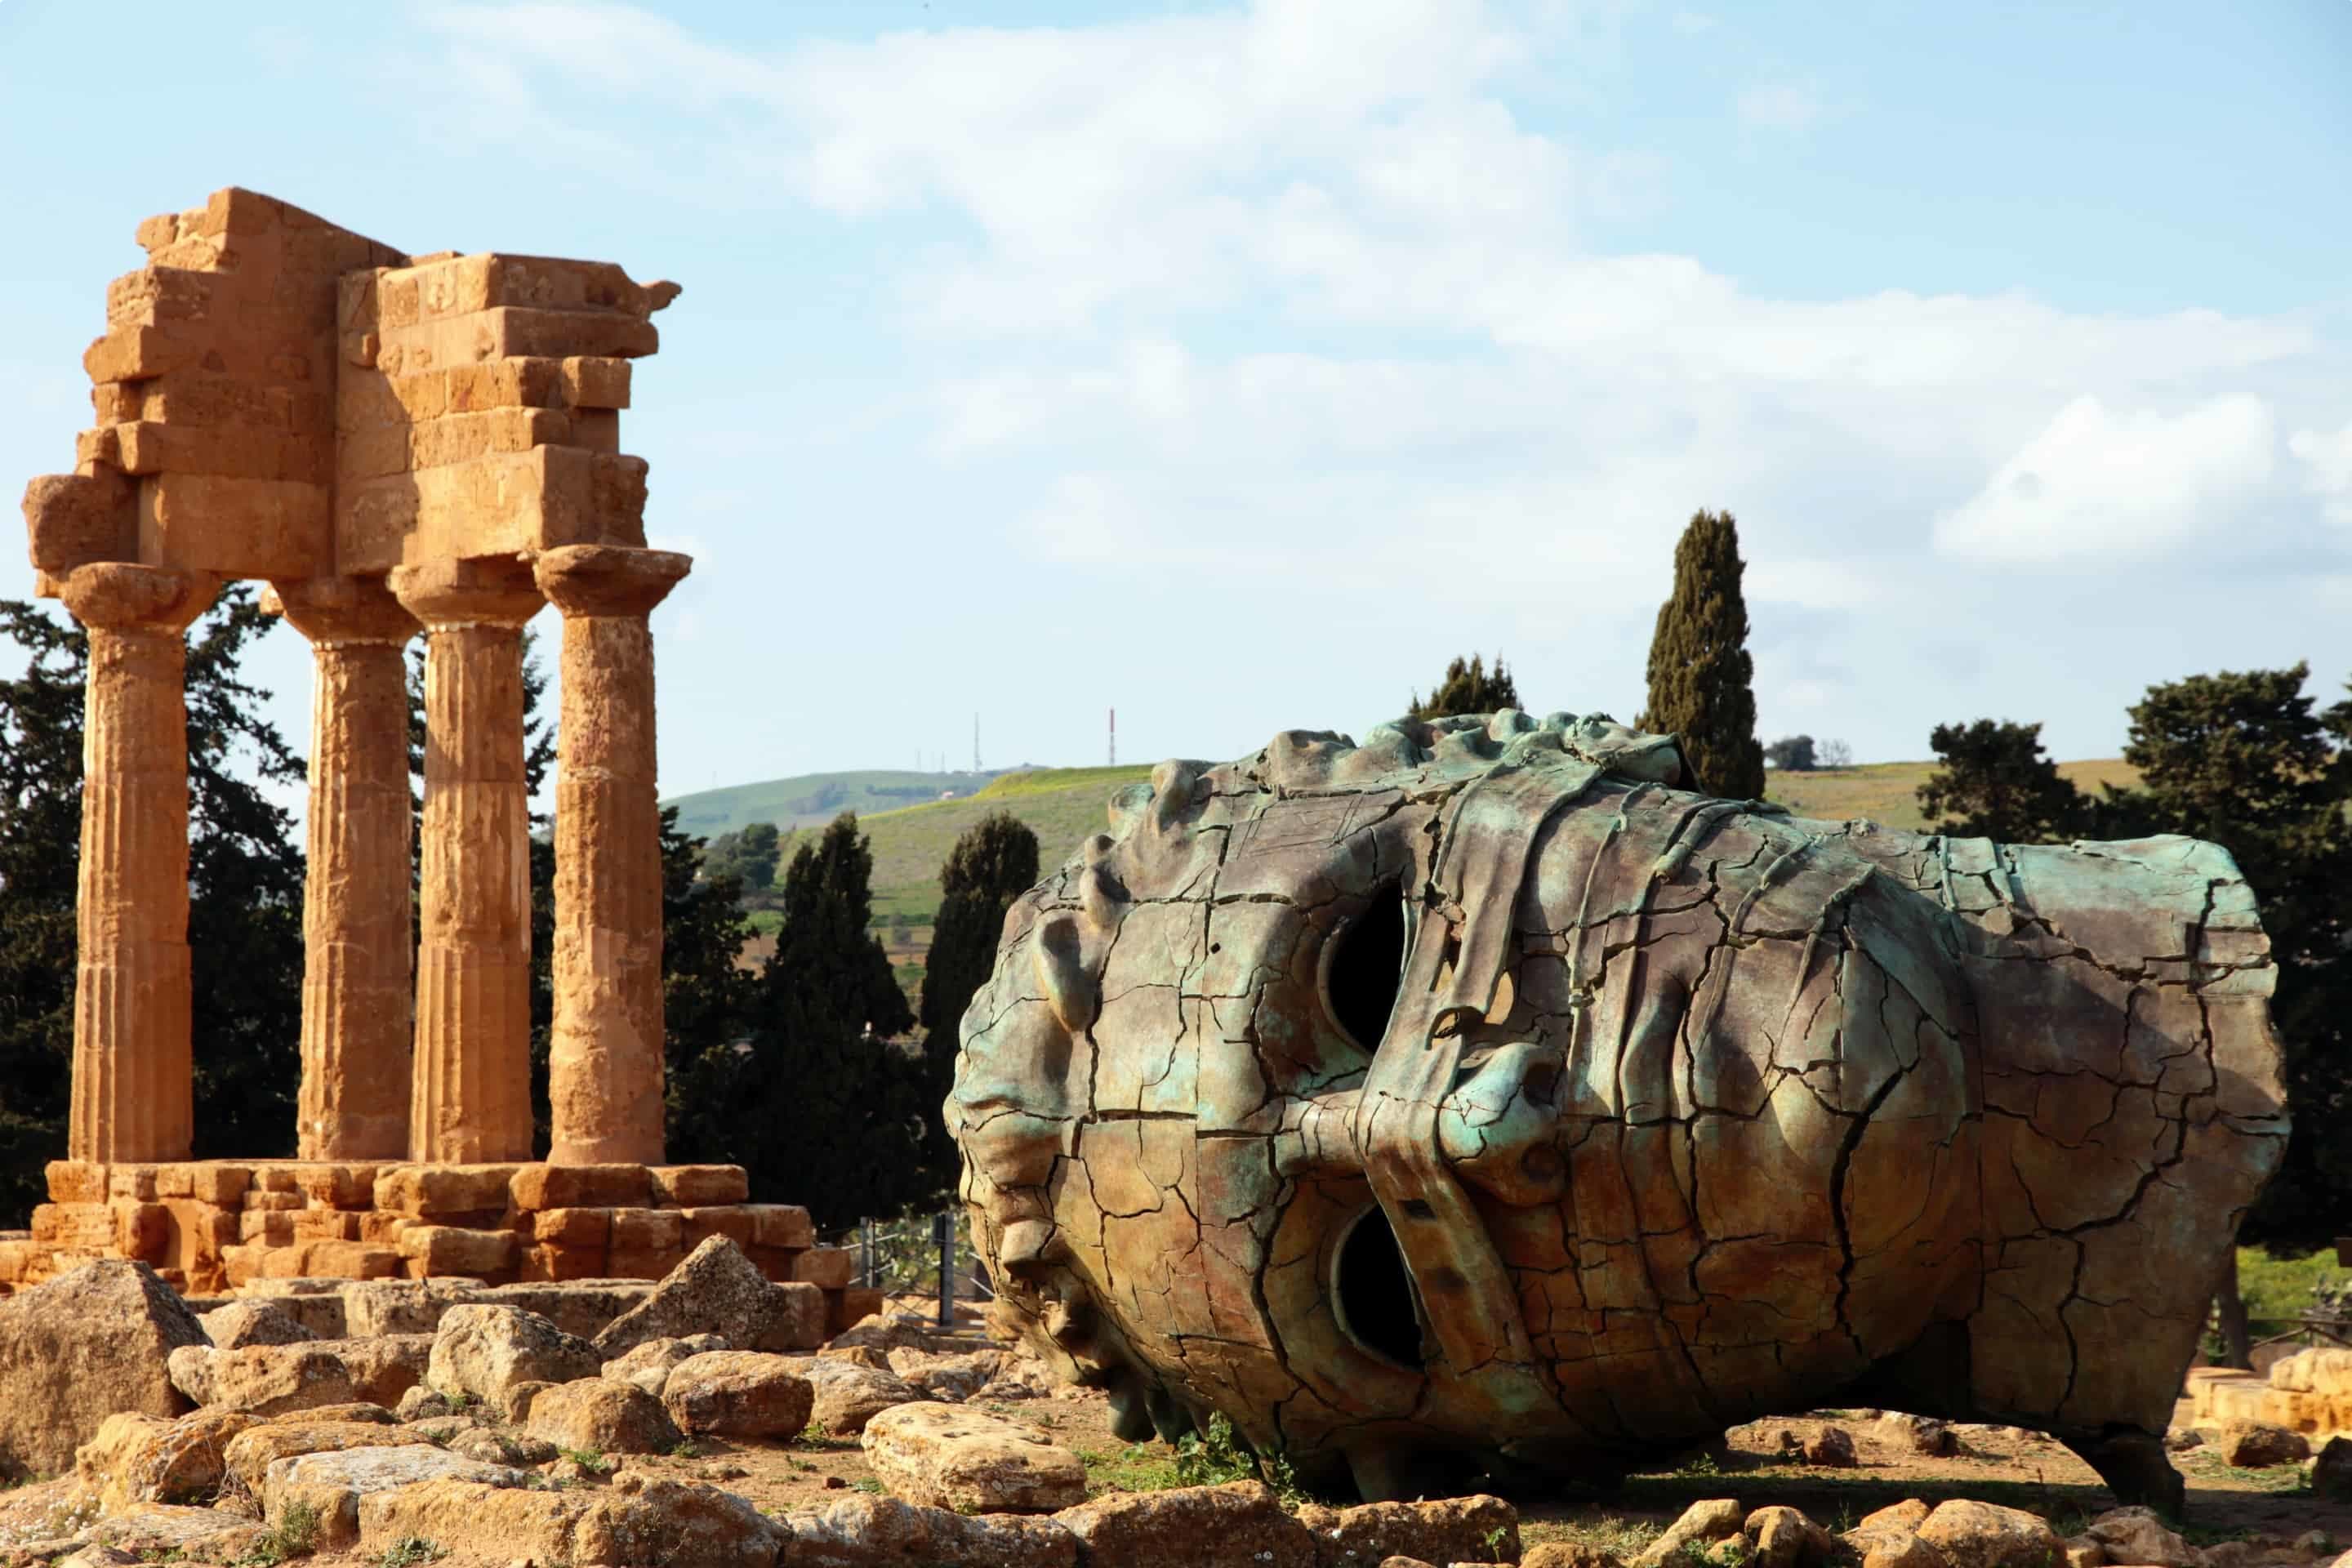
264, 575, 420, 648
389, 556, 541, 630
533, 546, 692, 619
58, 563, 216, 635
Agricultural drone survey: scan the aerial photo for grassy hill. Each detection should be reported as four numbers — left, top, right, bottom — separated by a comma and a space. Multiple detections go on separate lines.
664, 767, 1017, 837
730, 757, 2139, 996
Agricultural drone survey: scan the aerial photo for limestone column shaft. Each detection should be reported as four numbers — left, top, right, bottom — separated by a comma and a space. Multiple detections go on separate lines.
269, 577, 420, 1160
390, 558, 543, 1164
58, 564, 216, 1164
535, 546, 693, 1167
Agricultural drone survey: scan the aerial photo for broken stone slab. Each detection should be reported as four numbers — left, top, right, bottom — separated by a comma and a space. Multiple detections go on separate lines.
479, 1281, 658, 1341
1052, 1481, 1315, 1568
195, 1300, 318, 1349
1744, 1505, 1833, 1568
82, 1503, 266, 1562
234, 1277, 351, 1339
221, 1419, 443, 1494
1913, 1499, 2066, 1568
176, 1334, 434, 1415
341, 1277, 489, 1337
1633, 1499, 1745, 1568
2217, 1419, 2311, 1468
0, 1260, 208, 1479
603, 1333, 727, 1397
2082, 1506, 2202, 1568
1293, 1494, 1521, 1568
777, 1493, 1077, 1568
426, 1303, 602, 1404
886, 1345, 1009, 1401
73, 1410, 256, 1516
261, 1444, 528, 1550
660, 1351, 814, 1439
592, 1236, 823, 1357
1875, 1413, 1958, 1456
800, 1356, 923, 1436
830, 1312, 991, 1356
863, 1402, 1086, 1514
354, 1472, 777, 1568
523, 1376, 683, 1455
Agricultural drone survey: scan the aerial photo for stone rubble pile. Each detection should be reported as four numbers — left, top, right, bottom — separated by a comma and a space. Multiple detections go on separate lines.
0, 1250, 2343, 1568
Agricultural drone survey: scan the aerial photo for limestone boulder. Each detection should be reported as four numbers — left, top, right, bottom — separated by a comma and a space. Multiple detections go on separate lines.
887, 1346, 1008, 1402
524, 1377, 683, 1455
480, 1281, 658, 1342
73, 1410, 256, 1515
448, 1426, 560, 1467
192, 1334, 434, 1416
1633, 1499, 1746, 1568
592, 1236, 825, 1356
863, 1402, 1086, 1513
342, 1278, 488, 1337
801, 1356, 924, 1436
2082, 1506, 2200, 1568
0, 1260, 208, 1478
603, 1333, 727, 1396
261, 1444, 528, 1549
235, 1280, 350, 1339
1802, 1426, 1857, 1467
2218, 1419, 2310, 1468
829, 1312, 981, 1356
661, 1351, 814, 1439
1052, 1481, 1315, 1568
1524, 1548, 1627, 1568
220, 1420, 441, 1494
194, 1301, 317, 1350
779, 1493, 1077, 1568
1875, 1414, 1958, 1457
1744, 1505, 1832, 1568
1294, 1494, 1520, 1568
354, 1473, 778, 1568
82, 1503, 265, 1562
1914, 1499, 2066, 1568
427, 1303, 602, 1404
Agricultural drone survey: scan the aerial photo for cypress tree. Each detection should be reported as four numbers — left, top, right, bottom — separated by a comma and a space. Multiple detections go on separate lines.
1639, 510, 1764, 799
1407, 653, 1521, 720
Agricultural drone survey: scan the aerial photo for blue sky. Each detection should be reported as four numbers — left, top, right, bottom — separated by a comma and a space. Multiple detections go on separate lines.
3, 0, 2348, 804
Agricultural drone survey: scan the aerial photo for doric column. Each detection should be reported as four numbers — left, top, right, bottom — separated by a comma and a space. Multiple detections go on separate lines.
58, 563, 216, 1164
268, 577, 420, 1160
534, 545, 692, 1167
389, 557, 542, 1164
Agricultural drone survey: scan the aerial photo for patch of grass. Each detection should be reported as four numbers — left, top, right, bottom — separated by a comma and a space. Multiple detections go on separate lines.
558, 1446, 613, 1476
668, 1439, 706, 1459
1526, 1515, 1665, 1558
376, 1539, 445, 1568
235, 1499, 322, 1566
1171, 1414, 1307, 1508
851, 1477, 886, 1494
1077, 1443, 1187, 1495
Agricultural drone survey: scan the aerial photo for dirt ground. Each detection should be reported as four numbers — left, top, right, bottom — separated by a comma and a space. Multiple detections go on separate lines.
571, 1382, 2344, 1553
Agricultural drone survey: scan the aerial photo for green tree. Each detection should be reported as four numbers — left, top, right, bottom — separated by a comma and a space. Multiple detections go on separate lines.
1639, 510, 1764, 800
2105, 665, 2352, 1257
737, 813, 932, 1225
702, 822, 782, 895
919, 812, 1041, 1169
1917, 719, 2097, 843
657, 805, 760, 1164
1407, 653, 1521, 720
1765, 734, 1817, 773
0, 588, 310, 1218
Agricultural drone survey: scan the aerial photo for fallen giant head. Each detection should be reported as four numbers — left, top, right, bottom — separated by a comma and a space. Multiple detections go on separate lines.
947, 711, 2285, 1512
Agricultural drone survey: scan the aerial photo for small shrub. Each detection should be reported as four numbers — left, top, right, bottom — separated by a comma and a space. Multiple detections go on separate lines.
852, 1477, 885, 1494
236, 1499, 322, 1566
1172, 1414, 1305, 1508
376, 1539, 445, 1568
558, 1447, 613, 1476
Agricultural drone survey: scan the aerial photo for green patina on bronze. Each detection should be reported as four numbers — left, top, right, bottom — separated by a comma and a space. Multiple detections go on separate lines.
947, 710, 2287, 1512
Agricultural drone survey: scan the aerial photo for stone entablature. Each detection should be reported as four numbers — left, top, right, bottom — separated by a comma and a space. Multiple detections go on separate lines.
18, 188, 690, 1177
1, 1160, 876, 1334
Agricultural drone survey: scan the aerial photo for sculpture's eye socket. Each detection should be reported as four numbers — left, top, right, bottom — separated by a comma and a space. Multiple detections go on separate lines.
1323, 884, 1407, 1055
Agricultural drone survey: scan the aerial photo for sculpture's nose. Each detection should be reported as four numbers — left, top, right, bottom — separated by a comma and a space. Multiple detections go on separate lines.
1437, 1040, 1568, 1207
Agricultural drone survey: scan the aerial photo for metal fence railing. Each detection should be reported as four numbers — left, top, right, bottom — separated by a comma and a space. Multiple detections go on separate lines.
848, 1209, 994, 1327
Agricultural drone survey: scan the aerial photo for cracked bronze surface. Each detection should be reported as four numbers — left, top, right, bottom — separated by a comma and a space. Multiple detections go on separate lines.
947, 710, 2284, 1510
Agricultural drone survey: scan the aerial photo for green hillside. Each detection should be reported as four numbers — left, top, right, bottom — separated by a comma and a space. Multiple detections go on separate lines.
664, 768, 1013, 836
726, 757, 2136, 1000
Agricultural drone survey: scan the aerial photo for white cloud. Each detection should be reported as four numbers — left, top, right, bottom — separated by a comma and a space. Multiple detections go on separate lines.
2289, 416, 2352, 525
1931, 395, 2278, 564
1737, 83, 1820, 131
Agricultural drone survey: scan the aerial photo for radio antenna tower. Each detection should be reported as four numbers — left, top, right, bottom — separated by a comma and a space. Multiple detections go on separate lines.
1108, 708, 1116, 767
973, 714, 981, 773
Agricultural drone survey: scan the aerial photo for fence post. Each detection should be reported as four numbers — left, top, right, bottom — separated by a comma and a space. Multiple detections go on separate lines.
860, 1218, 874, 1290
933, 1210, 954, 1328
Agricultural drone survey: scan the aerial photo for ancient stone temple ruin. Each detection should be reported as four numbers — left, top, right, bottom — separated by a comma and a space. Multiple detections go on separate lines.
9, 188, 869, 1326
951, 711, 2289, 1512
